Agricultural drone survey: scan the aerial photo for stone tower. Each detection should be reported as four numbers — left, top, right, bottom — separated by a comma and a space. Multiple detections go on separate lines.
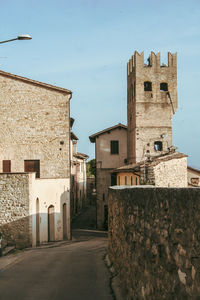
127, 51, 178, 163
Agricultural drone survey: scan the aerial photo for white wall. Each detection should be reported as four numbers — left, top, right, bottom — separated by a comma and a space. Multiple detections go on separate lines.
29, 173, 70, 247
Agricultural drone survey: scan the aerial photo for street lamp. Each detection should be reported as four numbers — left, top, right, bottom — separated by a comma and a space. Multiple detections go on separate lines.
0, 34, 32, 44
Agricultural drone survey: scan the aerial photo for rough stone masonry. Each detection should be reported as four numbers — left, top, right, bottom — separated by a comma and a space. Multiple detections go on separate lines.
108, 186, 200, 299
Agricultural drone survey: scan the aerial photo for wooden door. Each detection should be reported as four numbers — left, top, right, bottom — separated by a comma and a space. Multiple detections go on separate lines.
48, 205, 55, 242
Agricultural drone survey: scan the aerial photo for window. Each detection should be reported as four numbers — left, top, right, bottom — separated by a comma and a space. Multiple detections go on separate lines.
110, 140, 119, 154
144, 81, 152, 91
125, 176, 127, 185
131, 176, 133, 185
136, 177, 138, 185
3, 160, 11, 172
154, 141, 163, 151
24, 160, 40, 178
160, 82, 168, 91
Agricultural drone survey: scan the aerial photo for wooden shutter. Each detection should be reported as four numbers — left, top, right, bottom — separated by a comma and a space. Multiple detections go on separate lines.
24, 160, 40, 178
3, 160, 11, 173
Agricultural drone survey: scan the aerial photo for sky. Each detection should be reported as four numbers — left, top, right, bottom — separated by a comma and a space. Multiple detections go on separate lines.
0, 0, 200, 168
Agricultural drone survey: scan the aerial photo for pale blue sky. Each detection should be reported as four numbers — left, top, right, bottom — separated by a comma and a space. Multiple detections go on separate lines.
0, 0, 200, 168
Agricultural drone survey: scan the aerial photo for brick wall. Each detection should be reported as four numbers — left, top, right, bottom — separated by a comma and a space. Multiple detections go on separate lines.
0, 173, 31, 248
108, 186, 200, 299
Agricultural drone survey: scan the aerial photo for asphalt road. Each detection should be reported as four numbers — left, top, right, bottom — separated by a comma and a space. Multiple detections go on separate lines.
0, 231, 114, 300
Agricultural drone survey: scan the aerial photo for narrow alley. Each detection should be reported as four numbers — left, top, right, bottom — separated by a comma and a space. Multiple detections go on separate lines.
0, 205, 114, 300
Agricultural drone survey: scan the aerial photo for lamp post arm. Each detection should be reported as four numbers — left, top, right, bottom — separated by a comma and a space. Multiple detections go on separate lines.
0, 38, 18, 44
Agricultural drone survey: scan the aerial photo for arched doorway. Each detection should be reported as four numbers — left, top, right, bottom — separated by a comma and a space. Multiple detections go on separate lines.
63, 203, 67, 240
36, 198, 40, 246
48, 205, 55, 242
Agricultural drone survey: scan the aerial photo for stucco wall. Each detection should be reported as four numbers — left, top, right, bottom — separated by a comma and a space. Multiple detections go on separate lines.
0, 74, 70, 178
116, 172, 139, 185
29, 173, 70, 246
0, 173, 31, 248
96, 127, 127, 169
108, 186, 200, 299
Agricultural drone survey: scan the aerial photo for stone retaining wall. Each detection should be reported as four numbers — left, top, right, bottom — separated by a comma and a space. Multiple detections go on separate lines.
0, 173, 31, 248
108, 186, 200, 299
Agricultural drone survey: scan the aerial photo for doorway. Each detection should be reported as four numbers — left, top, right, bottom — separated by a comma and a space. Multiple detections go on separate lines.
48, 205, 55, 242
36, 198, 40, 246
63, 203, 67, 240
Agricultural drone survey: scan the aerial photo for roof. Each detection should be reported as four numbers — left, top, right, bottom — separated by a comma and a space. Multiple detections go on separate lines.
89, 123, 127, 143
187, 166, 200, 174
145, 151, 187, 167
113, 151, 187, 173
71, 131, 79, 141
74, 152, 89, 160
113, 162, 141, 173
0, 69, 72, 95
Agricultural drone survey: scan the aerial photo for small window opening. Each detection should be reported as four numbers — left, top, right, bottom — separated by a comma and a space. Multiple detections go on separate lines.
154, 141, 163, 151
160, 82, 168, 91
136, 177, 138, 185
131, 176, 133, 185
144, 81, 152, 91
110, 140, 119, 155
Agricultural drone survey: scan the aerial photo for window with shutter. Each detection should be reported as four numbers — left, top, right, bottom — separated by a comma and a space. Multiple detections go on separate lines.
24, 160, 40, 178
3, 160, 11, 173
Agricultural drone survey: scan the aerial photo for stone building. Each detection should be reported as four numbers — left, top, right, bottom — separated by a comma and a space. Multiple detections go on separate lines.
89, 123, 127, 228
70, 123, 88, 216
127, 51, 178, 164
0, 70, 72, 248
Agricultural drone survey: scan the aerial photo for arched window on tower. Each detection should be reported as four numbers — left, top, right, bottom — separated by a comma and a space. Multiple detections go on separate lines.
154, 141, 163, 151
144, 81, 152, 91
160, 82, 168, 91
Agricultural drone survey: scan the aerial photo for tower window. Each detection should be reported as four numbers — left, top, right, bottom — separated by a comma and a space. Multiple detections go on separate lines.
110, 140, 119, 154
160, 82, 168, 91
154, 141, 163, 151
144, 81, 152, 91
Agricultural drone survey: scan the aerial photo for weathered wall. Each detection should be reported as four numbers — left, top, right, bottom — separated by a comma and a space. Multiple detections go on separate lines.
127, 51, 177, 163
0, 74, 71, 178
96, 127, 127, 169
108, 186, 200, 299
96, 168, 112, 228
29, 173, 70, 246
116, 172, 140, 185
153, 157, 188, 187
95, 127, 127, 228
187, 168, 200, 187
0, 173, 31, 248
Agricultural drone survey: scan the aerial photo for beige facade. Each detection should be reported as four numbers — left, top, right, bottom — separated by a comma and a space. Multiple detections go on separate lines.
127, 51, 178, 164
0, 70, 72, 247
116, 171, 140, 186
89, 124, 127, 228
70, 122, 88, 216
